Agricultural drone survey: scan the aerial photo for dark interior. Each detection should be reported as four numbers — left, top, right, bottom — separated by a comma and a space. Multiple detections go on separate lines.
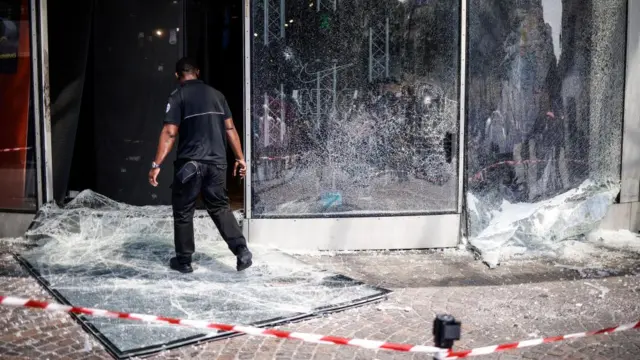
185, 0, 244, 210
49, 0, 244, 209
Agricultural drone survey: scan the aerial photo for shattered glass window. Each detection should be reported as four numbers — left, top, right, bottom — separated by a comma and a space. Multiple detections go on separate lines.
250, 0, 460, 217
465, 0, 627, 267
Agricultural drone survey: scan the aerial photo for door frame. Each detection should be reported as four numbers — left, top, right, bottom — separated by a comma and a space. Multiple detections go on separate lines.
31, 0, 54, 207
242, 0, 467, 250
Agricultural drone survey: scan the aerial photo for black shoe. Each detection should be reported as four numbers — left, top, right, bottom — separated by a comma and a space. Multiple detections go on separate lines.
169, 257, 193, 273
236, 246, 253, 271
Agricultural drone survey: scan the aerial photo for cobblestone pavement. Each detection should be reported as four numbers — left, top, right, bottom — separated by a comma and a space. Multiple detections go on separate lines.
1, 240, 640, 360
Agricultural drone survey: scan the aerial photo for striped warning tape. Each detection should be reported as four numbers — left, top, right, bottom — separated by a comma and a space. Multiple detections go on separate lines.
1, 295, 639, 358
0, 147, 31, 153
0, 295, 443, 354
442, 319, 640, 358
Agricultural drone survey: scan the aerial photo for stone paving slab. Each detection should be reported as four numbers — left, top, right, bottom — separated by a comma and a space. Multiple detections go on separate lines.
0, 254, 107, 360
1, 243, 640, 360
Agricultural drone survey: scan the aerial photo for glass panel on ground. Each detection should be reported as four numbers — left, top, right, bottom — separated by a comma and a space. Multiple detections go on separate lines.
0, 0, 37, 210
19, 191, 389, 357
465, 0, 627, 267
250, 0, 460, 217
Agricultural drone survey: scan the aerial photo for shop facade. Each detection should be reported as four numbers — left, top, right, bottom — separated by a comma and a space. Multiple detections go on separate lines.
1, 0, 639, 251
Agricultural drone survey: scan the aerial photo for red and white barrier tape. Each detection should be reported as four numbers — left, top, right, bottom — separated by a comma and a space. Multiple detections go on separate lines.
0, 147, 31, 153
0, 296, 443, 354
1, 295, 639, 358
442, 319, 640, 359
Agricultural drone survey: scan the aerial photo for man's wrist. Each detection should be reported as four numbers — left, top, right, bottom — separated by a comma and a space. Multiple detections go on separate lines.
151, 161, 161, 169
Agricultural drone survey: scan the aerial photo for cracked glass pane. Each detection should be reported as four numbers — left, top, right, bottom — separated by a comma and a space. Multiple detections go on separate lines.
465, 0, 627, 266
250, 0, 461, 216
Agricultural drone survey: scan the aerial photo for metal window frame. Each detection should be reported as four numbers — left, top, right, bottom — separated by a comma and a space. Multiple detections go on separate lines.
39, 0, 53, 205
30, 0, 53, 208
620, 0, 640, 204
242, 0, 467, 249
30, 0, 43, 208
243, 0, 253, 222
457, 0, 467, 214
33, 0, 52, 207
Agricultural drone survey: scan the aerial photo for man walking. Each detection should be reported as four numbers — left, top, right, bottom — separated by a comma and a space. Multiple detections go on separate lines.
149, 57, 252, 273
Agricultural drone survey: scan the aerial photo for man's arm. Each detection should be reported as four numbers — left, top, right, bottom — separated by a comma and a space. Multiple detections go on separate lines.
149, 90, 182, 187
154, 124, 179, 165
149, 123, 178, 187
225, 118, 246, 178
225, 118, 243, 161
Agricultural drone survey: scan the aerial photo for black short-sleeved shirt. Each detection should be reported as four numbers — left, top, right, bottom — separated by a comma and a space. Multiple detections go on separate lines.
164, 80, 232, 164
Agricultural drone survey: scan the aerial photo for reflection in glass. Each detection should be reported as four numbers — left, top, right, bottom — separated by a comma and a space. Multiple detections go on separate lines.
0, 0, 37, 210
466, 0, 627, 235
251, 0, 460, 217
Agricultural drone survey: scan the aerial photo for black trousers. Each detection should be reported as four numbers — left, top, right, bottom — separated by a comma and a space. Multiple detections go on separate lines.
172, 160, 247, 264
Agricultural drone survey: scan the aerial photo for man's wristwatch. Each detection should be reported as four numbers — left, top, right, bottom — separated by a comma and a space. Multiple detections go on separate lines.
151, 162, 161, 169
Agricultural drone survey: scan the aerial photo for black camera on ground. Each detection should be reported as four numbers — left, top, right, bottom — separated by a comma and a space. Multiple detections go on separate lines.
433, 314, 461, 349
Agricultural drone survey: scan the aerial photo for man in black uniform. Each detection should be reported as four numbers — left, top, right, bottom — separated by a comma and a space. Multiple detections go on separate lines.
148, 57, 252, 273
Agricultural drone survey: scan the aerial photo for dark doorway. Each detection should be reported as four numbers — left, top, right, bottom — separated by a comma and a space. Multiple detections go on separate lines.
185, 0, 244, 210
52, 0, 244, 209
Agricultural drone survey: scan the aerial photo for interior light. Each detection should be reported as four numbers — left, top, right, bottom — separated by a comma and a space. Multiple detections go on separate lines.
176, 27, 180, 32
155, 29, 163, 36
289, 19, 293, 23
